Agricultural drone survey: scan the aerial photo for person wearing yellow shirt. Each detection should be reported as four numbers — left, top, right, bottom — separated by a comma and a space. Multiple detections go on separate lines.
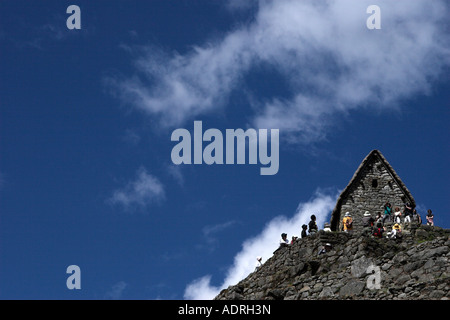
343, 212, 353, 233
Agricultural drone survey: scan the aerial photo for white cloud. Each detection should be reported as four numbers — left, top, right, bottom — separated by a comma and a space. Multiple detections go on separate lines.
183, 189, 337, 300
122, 129, 141, 145
225, 0, 258, 12
108, 167, 165, 210
166, 164, 184, 186
104, 281, 128, 300
197, 220, 237, 252
202, 221, 237, 242
184, 275, 221, 301
110, 0, 450, 144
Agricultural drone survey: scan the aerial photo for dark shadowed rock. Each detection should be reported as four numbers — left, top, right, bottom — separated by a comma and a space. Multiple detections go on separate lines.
339, 280, 365, 297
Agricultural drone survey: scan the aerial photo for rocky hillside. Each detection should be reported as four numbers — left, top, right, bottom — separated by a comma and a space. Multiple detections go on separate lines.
215, 224, 450, 300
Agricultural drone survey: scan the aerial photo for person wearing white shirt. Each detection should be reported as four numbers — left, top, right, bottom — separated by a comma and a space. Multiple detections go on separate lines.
279, 233, 289, 247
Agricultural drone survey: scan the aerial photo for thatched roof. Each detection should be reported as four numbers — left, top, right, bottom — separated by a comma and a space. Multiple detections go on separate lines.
329, 150, 416, 231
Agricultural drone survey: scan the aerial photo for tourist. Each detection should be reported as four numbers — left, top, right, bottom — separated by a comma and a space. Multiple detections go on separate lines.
375, 212, 383, 225
383, 202, 392, 224
372, 222, 385, 238
393, 207, 402, 224
362, 211, 375, 228
404, 202, 413, 223
291, 235, 298, 244
412, 208, 422, 225
389, 223, 402, 239
279, 233, 290, 247
362, 211, 375, 236
323, 222, 332, 232
342, 212, 353, 233
426, 209, 434, 226
255, 256, 263, 271
308, 215, 318, 235
318, 243, 332, 255
301, 224, 308, 238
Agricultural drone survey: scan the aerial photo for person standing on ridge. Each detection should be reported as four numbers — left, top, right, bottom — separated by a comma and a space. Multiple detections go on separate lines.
308, 215, 318, 235
301, 224, 308, 238
404, 202, 413, 224
426, 209, 434, 226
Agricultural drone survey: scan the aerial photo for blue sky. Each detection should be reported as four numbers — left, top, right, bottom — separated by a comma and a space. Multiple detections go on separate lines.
0, 0, 449, 300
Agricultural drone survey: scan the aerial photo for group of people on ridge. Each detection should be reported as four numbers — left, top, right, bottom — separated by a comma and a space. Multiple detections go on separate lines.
342, 203, 435, 239
278, 205, 436, 249
365, 202, 435, 239
279, 214, 320, 248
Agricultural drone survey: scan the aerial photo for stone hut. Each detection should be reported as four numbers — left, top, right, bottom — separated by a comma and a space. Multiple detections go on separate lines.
330, 150, 416, 232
